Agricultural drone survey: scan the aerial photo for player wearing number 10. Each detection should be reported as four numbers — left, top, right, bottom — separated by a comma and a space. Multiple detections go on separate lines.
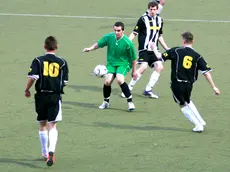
25, 36, 69, 166
153, 32, 220, 133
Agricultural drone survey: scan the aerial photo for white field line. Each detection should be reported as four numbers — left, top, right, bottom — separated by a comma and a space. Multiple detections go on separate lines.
0, 13, 230, 23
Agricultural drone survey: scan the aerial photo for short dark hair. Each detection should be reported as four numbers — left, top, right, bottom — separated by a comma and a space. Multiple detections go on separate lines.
148, 1, 159, 9
181, 32, 194, 44
45, 36, 58, 51
114, 21, 125, 31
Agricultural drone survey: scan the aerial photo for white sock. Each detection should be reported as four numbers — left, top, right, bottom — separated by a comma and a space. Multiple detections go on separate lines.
128, 73, 142, 91
181, 106, 200, 126
157, 4, 163, 14
187, 101, 206, 125
145, 71, 160, 91
39, 130, 48, 156
48, 128, 58, 153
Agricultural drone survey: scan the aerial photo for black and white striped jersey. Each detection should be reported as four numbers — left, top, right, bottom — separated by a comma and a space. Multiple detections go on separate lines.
133, 12, 163, 52
162, 46, 212, 83
28, 52, 69, 94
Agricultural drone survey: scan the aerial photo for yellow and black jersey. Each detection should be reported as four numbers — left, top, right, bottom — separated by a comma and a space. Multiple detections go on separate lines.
28, 52, 69, 94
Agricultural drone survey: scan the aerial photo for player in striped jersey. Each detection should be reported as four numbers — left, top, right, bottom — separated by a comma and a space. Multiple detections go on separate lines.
121, 1, 169, 98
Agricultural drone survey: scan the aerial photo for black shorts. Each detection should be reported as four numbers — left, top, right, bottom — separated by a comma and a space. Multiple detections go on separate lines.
170, 81, 193, 105
34, 93, 62, 122
138, 50, 161, 67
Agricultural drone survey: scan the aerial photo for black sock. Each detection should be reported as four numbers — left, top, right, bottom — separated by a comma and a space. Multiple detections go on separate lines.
103, 84, 111, 102
120, 82, 132, 102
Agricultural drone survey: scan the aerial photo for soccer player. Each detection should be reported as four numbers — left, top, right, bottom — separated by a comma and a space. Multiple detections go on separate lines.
83, 21, 138, 111
24, 36, 69, 166
122, 1, 169, 99
153, 31, 220, 132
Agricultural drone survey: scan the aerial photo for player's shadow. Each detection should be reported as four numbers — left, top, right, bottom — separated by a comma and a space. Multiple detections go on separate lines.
63, 101, 98, 109
85, 122, 189, 132
0, 158, 45, 169
67, 84, 121, 96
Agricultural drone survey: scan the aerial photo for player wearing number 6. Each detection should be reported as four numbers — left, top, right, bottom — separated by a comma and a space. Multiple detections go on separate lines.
153, 31, 220, 133
25, 36, 69, 166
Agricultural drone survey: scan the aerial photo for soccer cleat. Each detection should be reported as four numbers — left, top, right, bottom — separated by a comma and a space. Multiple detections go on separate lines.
192, 125, 204, 133
143, 90, 159, 99
46, 152, 55, 166
99, 101, 109, 109
128, 102, 135, 111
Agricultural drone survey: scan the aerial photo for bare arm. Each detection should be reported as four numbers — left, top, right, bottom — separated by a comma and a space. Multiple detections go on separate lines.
83, 43, 99, 52
204, 72, 220, 95
25, 78, 35, 98
129, 32, 137, 41
158, 35, 169, 50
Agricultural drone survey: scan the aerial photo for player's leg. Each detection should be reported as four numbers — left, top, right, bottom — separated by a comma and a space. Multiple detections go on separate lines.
35, 93, 49, 159
46, 94, 62, 166
171, 82, 203, 132
186, 101, 206, 125
184, 84, 206, 126
144, 52, 163, 98
116, 65, 135, 111
127, 51, 148, 91
99, 64, 116, 109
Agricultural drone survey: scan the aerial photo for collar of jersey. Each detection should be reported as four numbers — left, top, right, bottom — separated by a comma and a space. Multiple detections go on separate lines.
45, 52, 56, 55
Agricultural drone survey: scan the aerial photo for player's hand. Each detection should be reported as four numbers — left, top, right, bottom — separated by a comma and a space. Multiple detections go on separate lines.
25, 90, 31, 98
83, 48, 90, 52
132, 71, 138, 80
150, 41, 155, 50
213, 87, 220, 95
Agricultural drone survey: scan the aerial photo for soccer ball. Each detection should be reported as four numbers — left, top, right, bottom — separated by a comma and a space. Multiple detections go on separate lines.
93, 64, 108, 77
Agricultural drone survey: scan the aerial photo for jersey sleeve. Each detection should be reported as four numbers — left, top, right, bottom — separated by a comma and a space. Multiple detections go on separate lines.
63, 60, 69, 85
97, 34, 108, 48
159, 19, 163, 35
161, 48, 176, 61
28, 58, 39, 80
197, 56, 212, 74
133, 17, 145, 34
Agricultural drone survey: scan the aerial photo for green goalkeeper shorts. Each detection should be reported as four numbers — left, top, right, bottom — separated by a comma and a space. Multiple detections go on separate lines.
106, 64, 131, 77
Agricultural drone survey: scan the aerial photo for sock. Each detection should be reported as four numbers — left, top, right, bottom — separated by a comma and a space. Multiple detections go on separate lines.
145, 71, 160, 91
128, 73, 142, 91
48, 128, 58, 153
103, 84, 111, 102
120, 82, 132, 102
39, 130, 48, 156
157, 4, 163, 15
187, 101, 206, 125
181, 106, 200, 126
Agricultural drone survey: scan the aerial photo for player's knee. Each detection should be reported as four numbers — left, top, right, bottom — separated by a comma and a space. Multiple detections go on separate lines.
116, 75, 125, 85
138, 63, 148, 74
154, 62, 164, 72
39, 121, 47, 130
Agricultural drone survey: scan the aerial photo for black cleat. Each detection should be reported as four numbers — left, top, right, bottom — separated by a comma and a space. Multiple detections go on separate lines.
46, 152, 55, 166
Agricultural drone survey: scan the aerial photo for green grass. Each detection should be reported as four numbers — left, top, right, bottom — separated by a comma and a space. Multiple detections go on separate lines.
0, 0, 230, 171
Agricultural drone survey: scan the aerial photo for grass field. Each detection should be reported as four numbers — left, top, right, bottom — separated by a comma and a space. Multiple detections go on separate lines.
0, 0, 230, 171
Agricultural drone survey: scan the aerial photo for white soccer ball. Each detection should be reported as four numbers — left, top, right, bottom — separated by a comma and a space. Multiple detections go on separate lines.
93, 64, 108, 77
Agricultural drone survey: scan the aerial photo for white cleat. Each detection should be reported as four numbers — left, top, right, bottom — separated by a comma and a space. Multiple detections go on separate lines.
99, 101, 109, 109
143, 90, 159, 99
192, 125, 204, 133
128, 102, 135, 111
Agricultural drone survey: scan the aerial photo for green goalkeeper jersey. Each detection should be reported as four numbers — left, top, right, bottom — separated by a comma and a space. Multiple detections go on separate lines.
97, 32, 136, 67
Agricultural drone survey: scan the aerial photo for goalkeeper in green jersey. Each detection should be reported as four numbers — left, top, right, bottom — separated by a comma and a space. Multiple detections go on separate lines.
83, 21, 138, 111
